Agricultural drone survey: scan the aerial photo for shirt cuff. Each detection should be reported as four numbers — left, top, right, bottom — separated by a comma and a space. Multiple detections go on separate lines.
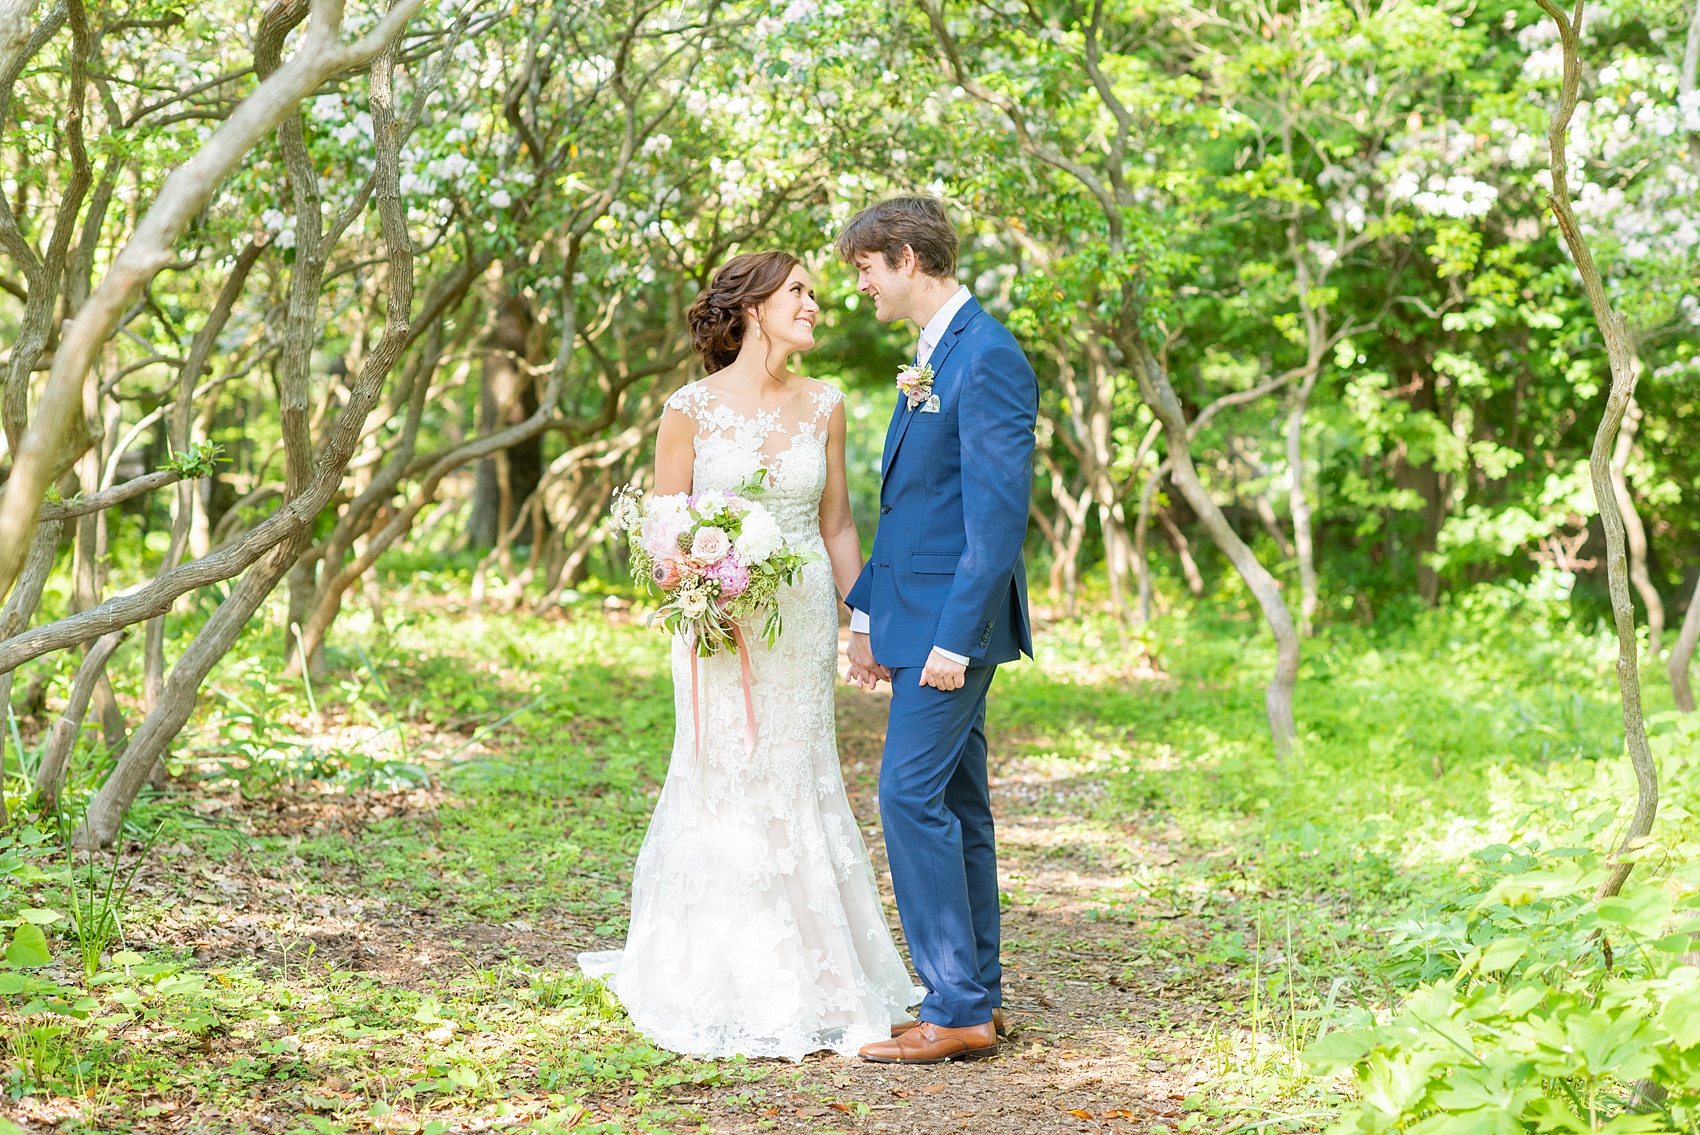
932, 645, 970, 666
849, 608, 870, 634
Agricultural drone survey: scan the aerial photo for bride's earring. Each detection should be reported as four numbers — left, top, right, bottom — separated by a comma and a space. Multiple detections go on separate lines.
752, 319, 763, 341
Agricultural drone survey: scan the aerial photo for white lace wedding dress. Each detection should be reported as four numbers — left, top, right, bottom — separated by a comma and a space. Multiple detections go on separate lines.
578, 379, 919, 1061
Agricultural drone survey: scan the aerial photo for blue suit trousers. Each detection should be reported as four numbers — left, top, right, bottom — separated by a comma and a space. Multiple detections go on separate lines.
879, 663, 1002, 1028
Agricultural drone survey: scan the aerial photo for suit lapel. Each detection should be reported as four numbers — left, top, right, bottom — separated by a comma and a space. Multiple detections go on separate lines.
884, 298, 982, 477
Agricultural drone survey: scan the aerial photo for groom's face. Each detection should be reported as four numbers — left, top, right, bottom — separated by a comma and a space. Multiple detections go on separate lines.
852, 249, 914, 324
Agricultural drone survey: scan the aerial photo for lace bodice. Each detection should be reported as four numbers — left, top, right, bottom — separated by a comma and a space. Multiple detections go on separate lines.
665, 380, 842, 550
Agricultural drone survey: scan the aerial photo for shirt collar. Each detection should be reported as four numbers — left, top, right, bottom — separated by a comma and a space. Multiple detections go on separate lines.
916, 285, 973, 362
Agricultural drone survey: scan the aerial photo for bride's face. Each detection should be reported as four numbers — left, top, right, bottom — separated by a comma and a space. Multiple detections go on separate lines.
751, 266, 820, 356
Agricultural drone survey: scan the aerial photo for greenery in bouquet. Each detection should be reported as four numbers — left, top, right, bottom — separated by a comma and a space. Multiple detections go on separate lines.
610, 472, 813, 657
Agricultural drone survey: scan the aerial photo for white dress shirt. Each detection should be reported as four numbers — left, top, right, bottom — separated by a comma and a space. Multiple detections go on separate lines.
849, 286, 975, 666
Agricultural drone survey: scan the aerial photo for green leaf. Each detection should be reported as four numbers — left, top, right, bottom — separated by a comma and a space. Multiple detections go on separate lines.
1302, 1028, 1375, 1073
1657, 973, 1700, 1049
6, 923, 51, 967
1595, 887, 1673, 937
155, 974, 205, 997
17, 908, 61, 925
0, 972, 34, 995
1478, 937, 1528, 973
110, 950, 144, 966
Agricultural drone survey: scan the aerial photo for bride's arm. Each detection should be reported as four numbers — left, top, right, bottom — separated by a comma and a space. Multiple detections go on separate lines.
653, 406, 695, 495
819, 401, 863, 602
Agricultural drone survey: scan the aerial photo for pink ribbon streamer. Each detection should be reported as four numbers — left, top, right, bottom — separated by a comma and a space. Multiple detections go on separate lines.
733, 625, 758, 758
689, 626, 759, 771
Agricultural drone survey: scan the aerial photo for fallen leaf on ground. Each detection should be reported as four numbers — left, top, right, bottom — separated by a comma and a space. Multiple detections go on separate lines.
1068, 1108, 1095, 1119
919, 1085, 945, 1094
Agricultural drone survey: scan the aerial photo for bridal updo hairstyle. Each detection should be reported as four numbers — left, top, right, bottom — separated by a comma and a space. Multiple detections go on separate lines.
686, 250, 802, 373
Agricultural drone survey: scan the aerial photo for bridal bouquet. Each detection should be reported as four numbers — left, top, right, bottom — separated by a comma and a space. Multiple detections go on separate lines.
610, 472, 811, 658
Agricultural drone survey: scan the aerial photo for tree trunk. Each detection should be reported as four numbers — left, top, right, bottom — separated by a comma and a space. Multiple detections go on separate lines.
0, 517, 63, 802
1610, 397, 1664, 659
1156, 506, 1205, 597
34, 629, 125, 809
77, 13, 423, 845
1253, 491, 1295, 559
1134, 461, 1167, 625
1125, 337, 1299, 758
1538, 0, 1657, 901
469, 290, 542, 548
1671, 572, 1700, 712
1286, 369, 1321, 634
143, 240, 265, 713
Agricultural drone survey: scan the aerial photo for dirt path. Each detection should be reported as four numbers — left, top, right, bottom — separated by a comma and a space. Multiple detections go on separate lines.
3, 671, 1239, 1134
652, 685, 1230, 1134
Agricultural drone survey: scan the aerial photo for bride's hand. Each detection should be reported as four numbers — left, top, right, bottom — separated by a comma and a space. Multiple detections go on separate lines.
846, 632, 888, 689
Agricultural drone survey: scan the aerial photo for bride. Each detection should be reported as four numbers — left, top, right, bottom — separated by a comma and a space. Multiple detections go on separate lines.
578, 251, 919, 1060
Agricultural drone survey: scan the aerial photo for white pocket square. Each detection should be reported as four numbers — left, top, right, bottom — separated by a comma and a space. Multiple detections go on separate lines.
921, 394, 941, 413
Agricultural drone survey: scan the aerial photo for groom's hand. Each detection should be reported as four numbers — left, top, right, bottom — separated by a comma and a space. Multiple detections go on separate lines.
919, 648, 968, 692
847, 632, 889, 690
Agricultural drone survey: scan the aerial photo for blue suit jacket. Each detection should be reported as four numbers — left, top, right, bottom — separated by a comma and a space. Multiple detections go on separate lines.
846, 298, 1037, 669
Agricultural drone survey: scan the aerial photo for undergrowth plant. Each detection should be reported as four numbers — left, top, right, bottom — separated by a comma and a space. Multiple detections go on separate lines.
1305, 722, 1700, 1134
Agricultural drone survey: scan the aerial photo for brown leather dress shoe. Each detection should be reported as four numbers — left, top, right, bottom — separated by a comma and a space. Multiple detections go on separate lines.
891, 1008, 1004, 1038
860, 1020, 998, 1064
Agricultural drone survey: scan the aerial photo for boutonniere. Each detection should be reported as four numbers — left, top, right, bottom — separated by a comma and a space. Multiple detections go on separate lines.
896, 362, 935, 410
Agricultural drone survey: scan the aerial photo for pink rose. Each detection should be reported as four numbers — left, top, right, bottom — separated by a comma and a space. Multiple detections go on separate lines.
690, 526, 732, 565
710, 555, 751, 599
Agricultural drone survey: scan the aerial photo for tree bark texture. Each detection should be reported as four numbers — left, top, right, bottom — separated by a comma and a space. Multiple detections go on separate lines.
1537, 0, 1658, 902
1610, 397, 1664, 660
34, 629, 125, 808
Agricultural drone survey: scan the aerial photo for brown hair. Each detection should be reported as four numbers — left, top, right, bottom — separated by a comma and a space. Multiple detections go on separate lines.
686, 251, 802, 373
834, 196, 959, 279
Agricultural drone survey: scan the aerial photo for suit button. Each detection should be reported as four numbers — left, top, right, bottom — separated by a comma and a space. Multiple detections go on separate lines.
881, 506, 891, 514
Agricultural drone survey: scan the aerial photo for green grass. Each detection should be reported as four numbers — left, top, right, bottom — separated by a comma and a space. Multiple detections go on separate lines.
0, 582, 1691, 1130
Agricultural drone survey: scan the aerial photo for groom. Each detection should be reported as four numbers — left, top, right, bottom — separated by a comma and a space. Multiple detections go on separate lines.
838, 197, 1037, 1064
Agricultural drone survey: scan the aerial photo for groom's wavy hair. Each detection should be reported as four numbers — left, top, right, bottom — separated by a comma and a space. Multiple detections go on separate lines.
834, 196, 958, 279
686, 250, 802, 373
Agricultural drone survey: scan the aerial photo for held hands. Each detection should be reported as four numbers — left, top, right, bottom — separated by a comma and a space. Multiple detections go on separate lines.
846, 631, 891, 691
919, 647, 968, 692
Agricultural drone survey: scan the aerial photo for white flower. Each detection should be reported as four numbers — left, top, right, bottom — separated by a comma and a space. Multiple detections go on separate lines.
490, 188, 512, 209
678, 589, 709, 618
734, 504, 784, 565
690, 526, 732, 565
610, 489, 643, 532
